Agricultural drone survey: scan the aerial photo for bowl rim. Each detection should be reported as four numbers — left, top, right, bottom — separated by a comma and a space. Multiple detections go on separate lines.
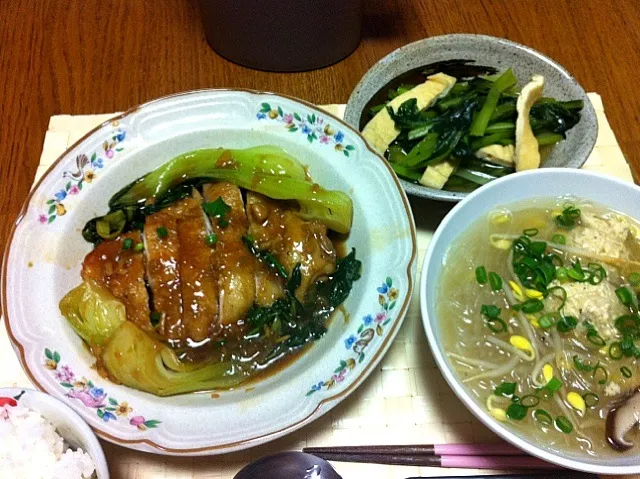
0, 386, 109, 478
1, 88, 418, 454
420, 168, 640, 474
344, 33, 598, 202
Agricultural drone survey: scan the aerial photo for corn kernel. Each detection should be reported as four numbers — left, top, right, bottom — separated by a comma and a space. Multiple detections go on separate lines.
510, 335, 535, 359
508, 281, 525, 302
543, 364, 554, 383
525, 288, 544, 299
567, 392, 586, 415
489, 408, 508, 422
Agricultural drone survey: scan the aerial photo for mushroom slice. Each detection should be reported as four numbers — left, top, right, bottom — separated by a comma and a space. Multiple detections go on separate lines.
515, 75, 545, 171
606, 387, 640, 451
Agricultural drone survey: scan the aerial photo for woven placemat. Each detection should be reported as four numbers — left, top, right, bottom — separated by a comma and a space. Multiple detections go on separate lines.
0, 94, 634, 479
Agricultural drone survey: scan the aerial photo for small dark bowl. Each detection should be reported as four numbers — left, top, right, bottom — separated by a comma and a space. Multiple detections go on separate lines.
344, 34, 598, 202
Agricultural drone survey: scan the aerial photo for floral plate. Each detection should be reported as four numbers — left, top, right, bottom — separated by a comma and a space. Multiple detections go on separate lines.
2, 90, 417, 455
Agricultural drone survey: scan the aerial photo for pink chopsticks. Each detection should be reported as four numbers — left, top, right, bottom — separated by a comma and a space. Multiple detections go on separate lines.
302, 443, 559, 470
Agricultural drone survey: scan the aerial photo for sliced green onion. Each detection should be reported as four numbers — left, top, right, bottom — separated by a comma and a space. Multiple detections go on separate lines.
506, 403, 528, 420
546, 377, 563, 392
551, 234, 566, 245
494, 382, 517, 397
202, 197, 231, 219
150, 311, 162, 327
556, 315, 578, 333
587, 263, 607, 285
122, 238, 133, 250
615, 315, 640, 335
205, 233, 218, 246
476, 266, 488, 284
592, 362, 609, 385
520, 394, 540, 407
582, 393, 599, 408
555, 267, 569, 283
621, 366, 633, 378
487, 317, 508, 333
539, 313, 559, 329
616, 287, 634, 307
609, 342, 623, 360
573, 355, 594, 372
134, 242, 145, 252
547, 286, 567, 310
523, 228, 539, 237
481, 304, 501, 318
620, 337, 637, 357
489, 272, 503, 291
156, 226, 169, 238
567, 260, 586, 281
534, 409, 553, 426
555, 204, 581, 229
630, 272, 640, 285
218, 218, 230, 228
555, 415, 574, 434
586, 330, 606, 347
521, 299, 544, 314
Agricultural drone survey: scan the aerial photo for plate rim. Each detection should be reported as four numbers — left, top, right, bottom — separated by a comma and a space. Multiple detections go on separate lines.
1, 88, 418, 454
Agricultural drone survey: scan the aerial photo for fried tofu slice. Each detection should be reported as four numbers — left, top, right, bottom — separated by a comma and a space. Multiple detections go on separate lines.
81, 231, 151, 331
362, 73, 457, 154
203, 182, 256, 327
515, 75, 545, 171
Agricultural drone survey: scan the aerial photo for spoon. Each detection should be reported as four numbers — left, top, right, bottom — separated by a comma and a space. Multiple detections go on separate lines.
234, 451, 343, 479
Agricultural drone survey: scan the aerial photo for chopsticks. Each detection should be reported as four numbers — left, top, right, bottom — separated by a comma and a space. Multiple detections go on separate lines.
302, 443, 560, 470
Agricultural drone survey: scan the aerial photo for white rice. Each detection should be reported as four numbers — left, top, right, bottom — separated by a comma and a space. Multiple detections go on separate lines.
0, 404, 96, 479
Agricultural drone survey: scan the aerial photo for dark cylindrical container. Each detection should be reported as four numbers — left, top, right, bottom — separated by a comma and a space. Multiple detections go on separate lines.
200, 0, 363, 72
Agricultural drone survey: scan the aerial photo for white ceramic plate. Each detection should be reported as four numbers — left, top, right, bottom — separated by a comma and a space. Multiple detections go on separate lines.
3, 90, 417, 455
421, 168, 640, 474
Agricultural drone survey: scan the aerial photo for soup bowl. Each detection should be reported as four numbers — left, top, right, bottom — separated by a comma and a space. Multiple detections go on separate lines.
420, 168, 640, 474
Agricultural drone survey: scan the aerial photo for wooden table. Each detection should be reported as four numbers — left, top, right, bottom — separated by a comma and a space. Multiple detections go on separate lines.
1, 1, 640, 477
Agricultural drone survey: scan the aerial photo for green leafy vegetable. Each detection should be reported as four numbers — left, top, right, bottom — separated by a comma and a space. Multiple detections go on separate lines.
102, 322, 247, 396
59, 281, 126, 347
243, 235, 289, 279
470, 68, 517, 137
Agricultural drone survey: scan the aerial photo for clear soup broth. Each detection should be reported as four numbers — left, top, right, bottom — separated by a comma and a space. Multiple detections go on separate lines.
438, 197, 640, 457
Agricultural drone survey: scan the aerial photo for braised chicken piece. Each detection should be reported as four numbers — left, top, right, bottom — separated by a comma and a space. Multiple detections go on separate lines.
203, 182, 256, 329
81, 230, 151, 330
246, 192, 336, 300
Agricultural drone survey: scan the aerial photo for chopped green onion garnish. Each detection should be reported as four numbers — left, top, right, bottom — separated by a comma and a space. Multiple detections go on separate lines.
555, 267, 569, 283
587, 263, 607, 285
494, 382, 517, 398
202, 197, 231, 218
476, 266, 488, 284
552, 234, 566, 245
582, 393, 599, 408
156, 226, 169, 238
218, 218, 230, 228
573, 355, 594, 372
615, 315, 640, 335
521, 299, 544, 314
506, 403, 528, 420
609, 342, 623, 360
621, 366, 633, 378
150, 311, 162, 326
205, 233, 218, 246
481, 304, 501, 318
539, 313, 559, 329
587, 330, 606, 346
520, 394, 540, 407
556, 315, 578, 333
630, 272, 640, 286
555, 204, 581, 229
567, 260, 586, 281
546, 377, 563, 392
489, 272, 503, 291
533, 408, 553, 426
620, 337, 637, 357
523, 228, 539, 237
555, 415, 574, 434
122, 238, 133, 250
487, 317, 508, 333
592, 362, 609, 384
616, 287, 634, 307
547, 286, 567, 310
134, 242, 144, 252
